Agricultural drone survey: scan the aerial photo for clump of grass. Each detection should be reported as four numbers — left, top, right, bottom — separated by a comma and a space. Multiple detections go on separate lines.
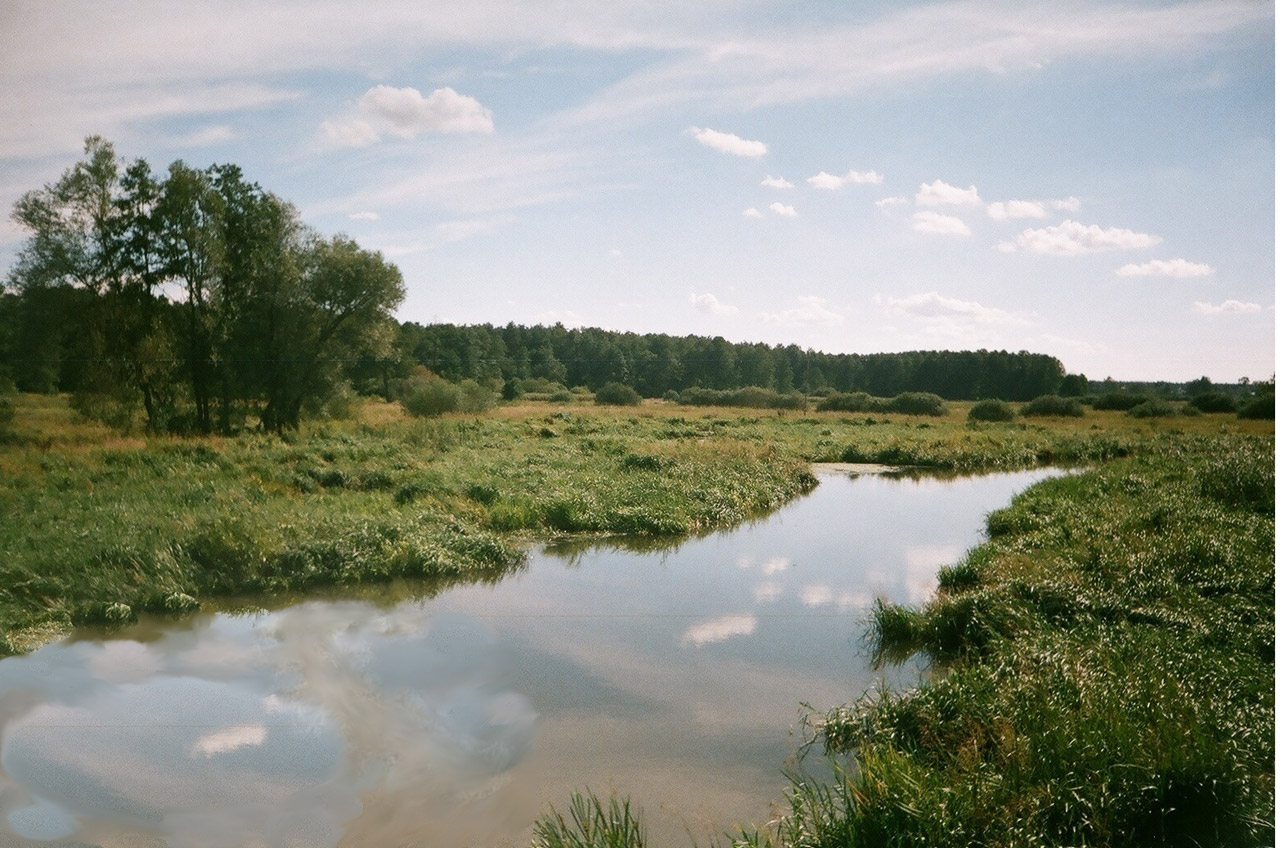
1021, 395, 1084, 417
532, 792, 645, 848
966, 398, 1015, 422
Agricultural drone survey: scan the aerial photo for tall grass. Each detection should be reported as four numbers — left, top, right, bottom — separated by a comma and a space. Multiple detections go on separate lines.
532, 792, 646, 848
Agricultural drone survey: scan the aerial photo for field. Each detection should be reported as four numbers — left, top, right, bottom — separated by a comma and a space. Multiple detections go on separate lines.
0, 393, 1273, 845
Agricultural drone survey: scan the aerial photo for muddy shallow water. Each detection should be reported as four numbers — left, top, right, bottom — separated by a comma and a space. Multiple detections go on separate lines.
0, 467, 1059, 847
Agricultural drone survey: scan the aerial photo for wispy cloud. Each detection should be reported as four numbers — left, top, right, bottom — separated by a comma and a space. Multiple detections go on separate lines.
879, 291, 1033, 327
1116, 258, 1214, 277
1009, 220, 1161, 255
690, 292, 740, 316
688, 126, 767, 157
761, 175, 794, 188
987, 199, 1046, 220
1193, 299, 1262, 315
742, 207, 764, 218
916, 179, 981, 207
913, 210, 971, 235
807, 169, 883, 190
681, 614, 757, 646
760, 296, 843, 327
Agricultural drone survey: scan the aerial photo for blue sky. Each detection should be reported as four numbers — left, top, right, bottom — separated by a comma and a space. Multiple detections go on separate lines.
0, 0, 1273, 381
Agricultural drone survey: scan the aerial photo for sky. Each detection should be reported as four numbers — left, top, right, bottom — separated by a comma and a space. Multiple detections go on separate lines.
0, 0, 1273, 382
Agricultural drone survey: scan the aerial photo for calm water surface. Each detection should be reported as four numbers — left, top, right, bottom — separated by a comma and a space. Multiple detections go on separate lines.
0, 467, 1058, 847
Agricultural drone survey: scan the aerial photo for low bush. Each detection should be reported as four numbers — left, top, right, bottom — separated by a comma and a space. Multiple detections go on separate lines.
456, 379, 496, 413
886, 392, 947, 416
677, 386, 806, 410
1237, 393, 1275, 420
400, 375, 459, 417
1021, 395, 1084, 417
594, 382, 642, 406
967, 398, 1015, 422
1188, 391, 1238, 413
1092, 392, 1151, 411
1126, 399, 1178, 418
817, 392, 880, 413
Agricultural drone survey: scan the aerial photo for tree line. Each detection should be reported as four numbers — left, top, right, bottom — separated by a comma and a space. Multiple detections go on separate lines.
1, 137, 403, 433
2, 139, 1085, 433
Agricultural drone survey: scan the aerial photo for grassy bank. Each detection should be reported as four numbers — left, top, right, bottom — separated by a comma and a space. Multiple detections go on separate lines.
736, 433, 1274, 847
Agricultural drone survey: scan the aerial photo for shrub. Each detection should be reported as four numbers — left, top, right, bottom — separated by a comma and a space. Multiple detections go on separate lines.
549, 389, 575, 403
0, 395, 13, 430
1126, 399, 1177, 418
886, 392, 947, 416
817, 392, 881, 413
400, 375, 459, 417
1021, 395, 1084, 417
967, 398, 1015, 422
1187, 391, 1237, 413
594, 382, 641, 406
1237, 393, 1275, 420
1092, 392, 1151, 411
456, 379, 496, 413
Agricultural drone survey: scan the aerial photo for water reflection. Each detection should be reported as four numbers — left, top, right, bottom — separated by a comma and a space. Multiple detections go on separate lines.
0, 466, 1059, 847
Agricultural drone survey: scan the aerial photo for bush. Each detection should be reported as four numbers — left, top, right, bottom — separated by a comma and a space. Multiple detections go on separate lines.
967, 398, 1015, 422
594, 382, 641, 406
548, 389, 575, 403
817, 392, 881, 413
1126, 399, 1177, 418
1237, 393, 1275, 420
400, 375, 459, 417
456, 379, 496, 413
0, 395, 13, 430
1187, 391, 1237, 413
1021, 395, 1084, 417
886, 392, 947, 416
1092, 392, 1151, 411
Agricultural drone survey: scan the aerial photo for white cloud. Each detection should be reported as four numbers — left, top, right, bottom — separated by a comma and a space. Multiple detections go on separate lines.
987, 200, 1046, 220
807, 171, 845, 190
912, 210, 971, 235
876, 196, 908, 208
348, 210, 380, 221
192, 724, 267, 757
1193, 299, 1262, 315
681, 614, 757, 646
690, 292, 740, 316
761, 175, 794, 188
760, 557, 791, 575
769, 202, 798, 217
807, 169, 884, 190
1116, 258, 1214, 277
752, 582, 783, 603
742, 207, 763, 218
359, 84, 494, 137
916, 179, 982, 206
321, 118, 380, 148
879, 291, 1033, 327
688, 126, 767, 157
1013, 220, 1162, 255
1051, 196, 1082, 212
760, 296, 844, 327
800, 585, 835, 607
170, 124, 235, 147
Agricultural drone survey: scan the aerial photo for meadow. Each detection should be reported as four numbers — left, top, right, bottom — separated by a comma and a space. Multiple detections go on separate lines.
0, 392, 1272, 846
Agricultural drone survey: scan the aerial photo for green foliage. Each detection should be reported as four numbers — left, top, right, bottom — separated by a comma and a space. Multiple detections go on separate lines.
1187, 391, 1237, 413
1021, 394, 1084, 417
1126, 399, 1178, 418
400, 374, 460, 417
1092, 391, 1152, 411
816, 392, 880, 413
594, 382, 641, 406
532, 792, 645, 848
967, 398, 1015, 422
456, 379, 496, 413
885, 392, 946, 416
1237, 393, 1274, 420
679, 386, 806, 410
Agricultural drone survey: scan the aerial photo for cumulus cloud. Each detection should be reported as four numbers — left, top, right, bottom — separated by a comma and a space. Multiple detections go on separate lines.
1116, 258, 1214, 277
359, 85, 494, 136
807, 169, 884, 189
915, 179, 982, 206
912, 210, 971, 235
1193, 299, 1262, 315
688, 126, 767, 157
682, 614, 757, 646
761, 175, 794, 188
760, 296, 844, 327
987, 200, 1046, 220
769, 202, 798, 217
879, 291, 1033, 327
876, 196, 908, 208
322, 85, 494, 147
760, 557, 791, 575
742, 207, 763, 218
1011, 220, 1161, 255
690, 292, 740, 316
